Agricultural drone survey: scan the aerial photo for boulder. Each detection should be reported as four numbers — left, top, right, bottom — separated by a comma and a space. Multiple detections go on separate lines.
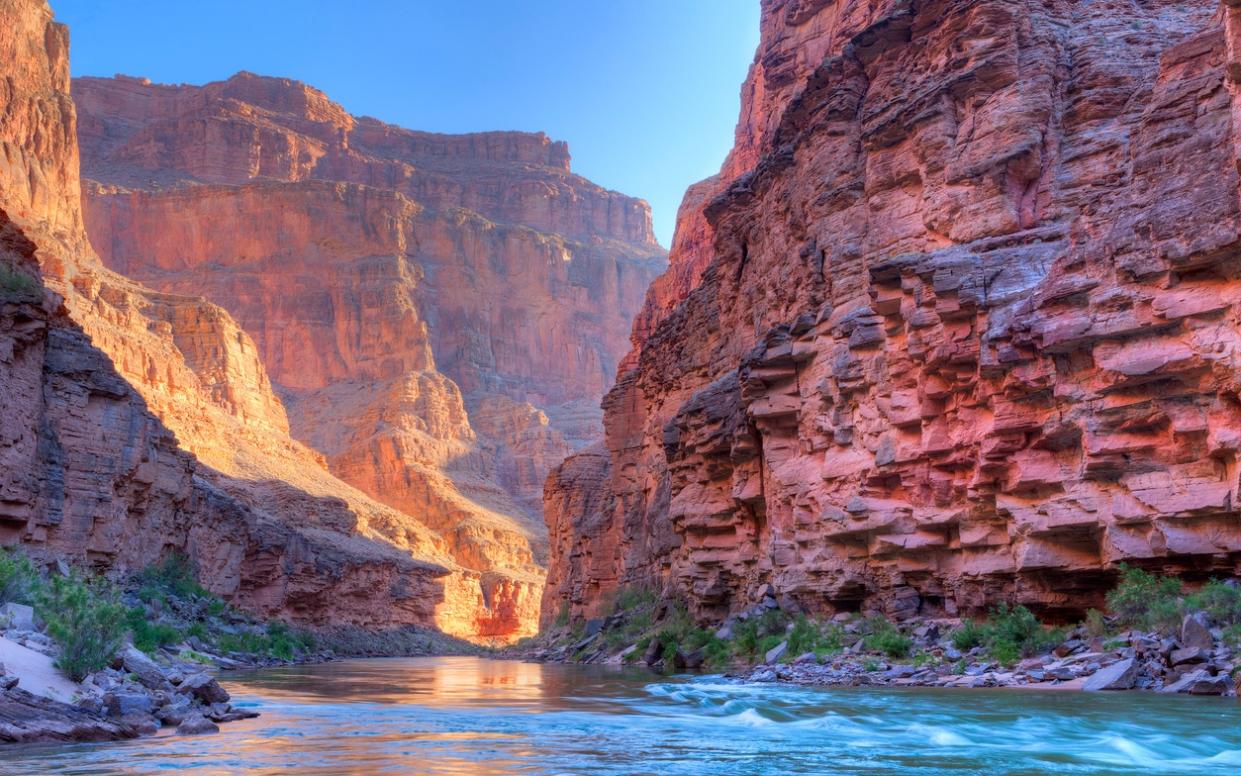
1162, 669, 1234, 695
681, 648, 705, 670
104, 691, 154, 717
119, 712, 159, 736
1169, 647, 1208, 666
0, 603, 34, 631
642, 638, 663, 666
765, 641, 788, 664
176, 714, 219, 736
121, 646, 168, 690
1082, 657, 1137, 691
155, 695, 193, 726
1180, 613, 1214, 651
177, 673, 230, 705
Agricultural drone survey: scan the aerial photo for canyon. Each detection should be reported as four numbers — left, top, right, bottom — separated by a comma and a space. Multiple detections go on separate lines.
544, 0, 1241, 627
1, 0, 663, 643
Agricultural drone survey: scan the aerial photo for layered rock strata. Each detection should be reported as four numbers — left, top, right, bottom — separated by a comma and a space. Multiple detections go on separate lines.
70, 71, 665, 640
545, 0, 1241, 626
2, 0, 660, 642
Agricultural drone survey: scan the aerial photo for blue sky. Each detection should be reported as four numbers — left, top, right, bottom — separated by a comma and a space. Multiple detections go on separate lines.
52, 0, 760, 248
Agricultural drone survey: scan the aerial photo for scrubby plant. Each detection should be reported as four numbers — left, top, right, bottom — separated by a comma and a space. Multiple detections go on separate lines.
1185, 579, 1241, 628
126, 606, 183, 654
0, 264, 39, 300
862, 617, 912, 658
950, 619, 987, 651
948, 604, 1062, 666
784, 615, 844, 658
984, 603, 1062, 664
36, 572, 127, 681
1083, 608, 1108, 638
1106, 564, 1184, 632
133, 553, 208, 600
554, 601, 571, 628
608, 585, 657, 615
0, 547, 40, 605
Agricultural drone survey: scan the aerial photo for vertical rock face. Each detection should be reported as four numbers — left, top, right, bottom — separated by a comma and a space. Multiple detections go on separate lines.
69, 68, 664, 640
545, 0, 1241, 626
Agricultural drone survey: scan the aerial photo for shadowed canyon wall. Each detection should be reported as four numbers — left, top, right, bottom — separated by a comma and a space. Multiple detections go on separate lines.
1, 0, 451, 631
1, 0, 662, 643
545, 0, 1241, 626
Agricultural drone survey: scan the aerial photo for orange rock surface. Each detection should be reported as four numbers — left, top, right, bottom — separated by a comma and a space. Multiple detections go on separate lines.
545, 0, 1241, 626
1, 0, 662, 643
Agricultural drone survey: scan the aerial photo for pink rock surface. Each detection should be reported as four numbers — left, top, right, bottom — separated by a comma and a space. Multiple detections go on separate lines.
544, 0, 1241, 626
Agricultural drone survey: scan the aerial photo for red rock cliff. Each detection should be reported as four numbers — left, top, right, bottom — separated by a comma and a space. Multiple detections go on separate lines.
545, 0, 1241, 626
70, 70, 665, 641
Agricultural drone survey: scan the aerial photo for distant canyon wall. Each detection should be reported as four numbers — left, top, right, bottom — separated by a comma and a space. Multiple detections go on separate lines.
544, 0, 1241, 626
1, 0, 663, 643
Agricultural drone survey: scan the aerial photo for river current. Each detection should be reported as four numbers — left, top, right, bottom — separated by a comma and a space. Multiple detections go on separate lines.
2, 656, 1239, 774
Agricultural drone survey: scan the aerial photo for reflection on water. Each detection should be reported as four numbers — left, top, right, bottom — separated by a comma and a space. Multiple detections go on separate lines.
1, 656, 1240, 774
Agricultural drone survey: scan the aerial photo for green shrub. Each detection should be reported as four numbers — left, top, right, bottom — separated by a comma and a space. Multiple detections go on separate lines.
133, 554, 207, 599
0, 264, 39, 300
125, 606, 183, 654
36, 573, 127, 681
0, 547, 40, 605
782, 615, 844, 658
1185, 580, 1241, 628
1083, 608, 1108, 638
554, 601, 571, 628
862, 618, 912, 658
948, 604, 1061, 666
1106, 565, 1183, 632
216, 620, 313, 660
984, 603, 1062, 663
608, 585, 657, 614
950, 619, 987, 651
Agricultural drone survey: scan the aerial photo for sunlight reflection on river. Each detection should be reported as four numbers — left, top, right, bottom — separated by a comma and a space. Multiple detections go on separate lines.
2, 656, 1240, 775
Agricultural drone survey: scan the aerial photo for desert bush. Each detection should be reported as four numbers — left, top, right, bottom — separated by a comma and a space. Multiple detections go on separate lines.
862, 617, 912, 658
1185, 580, 1241, 628
36, 573, 127, 681
0, 547, 40, 604
950, 619, 987, 651
1106, 564, 1184, 632
126, 606, 183, 654
948, 604, 1061, 666
0, 264, 39, 300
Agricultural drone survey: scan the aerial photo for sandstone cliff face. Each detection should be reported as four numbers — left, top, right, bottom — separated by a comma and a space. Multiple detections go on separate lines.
71, 69, 665, 641
4, 0, 607, 642
1, 207, 448, 628
545, 0, 1241, 626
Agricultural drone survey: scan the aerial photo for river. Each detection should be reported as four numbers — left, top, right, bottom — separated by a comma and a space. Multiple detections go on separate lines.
1, 656, 1239, 774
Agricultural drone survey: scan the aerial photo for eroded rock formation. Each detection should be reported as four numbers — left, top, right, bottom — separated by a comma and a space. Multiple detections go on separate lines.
545, 0, 1241, 627
3, 0, 661, 643
70, 70, 664, 641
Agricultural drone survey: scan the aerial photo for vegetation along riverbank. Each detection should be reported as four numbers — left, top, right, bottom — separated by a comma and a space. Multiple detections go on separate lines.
516, 568, 1241, 697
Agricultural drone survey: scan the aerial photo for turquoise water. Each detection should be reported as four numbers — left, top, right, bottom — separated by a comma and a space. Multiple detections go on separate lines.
1, 656, 1239, 774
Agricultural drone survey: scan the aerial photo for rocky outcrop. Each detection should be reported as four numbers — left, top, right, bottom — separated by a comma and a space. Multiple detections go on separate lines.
545, 0, 1241, 627
70, 70, 665, 641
